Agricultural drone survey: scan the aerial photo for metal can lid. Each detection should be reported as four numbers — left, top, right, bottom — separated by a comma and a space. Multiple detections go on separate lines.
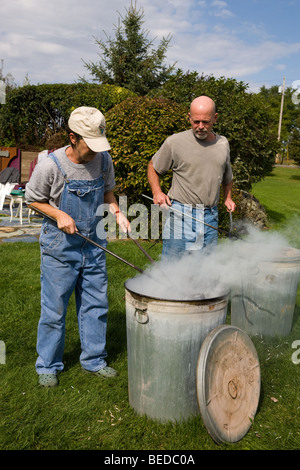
196, 325, 261, 444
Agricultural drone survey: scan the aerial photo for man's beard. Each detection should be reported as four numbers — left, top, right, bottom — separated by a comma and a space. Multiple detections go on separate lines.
194, 130, 208, 140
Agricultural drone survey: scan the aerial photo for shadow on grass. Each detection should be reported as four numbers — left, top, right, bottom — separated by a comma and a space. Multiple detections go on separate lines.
292, 304, 300, 330
63, 341, 82, 371
106, 309, 128, 360
62, 309, 128, 372
264, 208, 286, 225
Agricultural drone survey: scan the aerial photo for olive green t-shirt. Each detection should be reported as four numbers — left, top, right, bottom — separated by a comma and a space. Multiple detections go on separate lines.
152, 129, 233, 207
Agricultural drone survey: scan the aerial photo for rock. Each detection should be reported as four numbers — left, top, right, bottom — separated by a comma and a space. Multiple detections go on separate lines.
239, 191, 268, 229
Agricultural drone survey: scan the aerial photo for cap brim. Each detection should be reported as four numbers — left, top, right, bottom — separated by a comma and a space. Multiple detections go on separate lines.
83, 136, 111, 153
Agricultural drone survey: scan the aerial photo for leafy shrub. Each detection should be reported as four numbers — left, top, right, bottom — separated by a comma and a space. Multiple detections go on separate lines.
151, 71, 279, 189
106, 93, 271, 233
288, 115, 300, 166
0, 83, 135, 149
106, 96, 189, 203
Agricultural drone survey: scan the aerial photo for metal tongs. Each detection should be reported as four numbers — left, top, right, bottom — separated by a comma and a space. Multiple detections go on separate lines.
29, 206, 152, 274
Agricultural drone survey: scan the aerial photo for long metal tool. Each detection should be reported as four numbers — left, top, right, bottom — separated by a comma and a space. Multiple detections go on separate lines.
228, 211, 234, 239
30, 206, 144, 274
141, 194, 234, 238
129, 233, 155, 264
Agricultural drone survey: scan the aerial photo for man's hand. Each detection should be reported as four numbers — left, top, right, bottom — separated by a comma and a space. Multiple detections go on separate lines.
224, 198, 236, 213
56, 211, 77, 234
153, 191, 171, 209
116, 211, 131, 234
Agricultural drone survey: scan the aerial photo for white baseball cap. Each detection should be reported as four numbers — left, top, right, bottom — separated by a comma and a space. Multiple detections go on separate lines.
68, 106, 111, 153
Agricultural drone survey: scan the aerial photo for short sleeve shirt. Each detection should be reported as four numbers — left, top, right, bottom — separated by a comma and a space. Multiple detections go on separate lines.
25, 146, 116, 209
152, 129, 233, 207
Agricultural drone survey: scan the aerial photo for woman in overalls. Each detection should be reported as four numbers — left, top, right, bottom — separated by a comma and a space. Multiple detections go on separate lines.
26, 107, 130, 388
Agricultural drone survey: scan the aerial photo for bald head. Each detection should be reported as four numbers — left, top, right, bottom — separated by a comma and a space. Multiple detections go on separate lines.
188, 96, 218, 141
190, 96, 216, 115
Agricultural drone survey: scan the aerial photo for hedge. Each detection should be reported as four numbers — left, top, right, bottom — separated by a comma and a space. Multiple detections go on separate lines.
0, 83, 136, 149
106, 96, 189, 203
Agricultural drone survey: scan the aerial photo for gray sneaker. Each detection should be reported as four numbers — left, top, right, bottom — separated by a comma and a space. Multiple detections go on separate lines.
38, 374, 58, 388
85, 366, 118, 378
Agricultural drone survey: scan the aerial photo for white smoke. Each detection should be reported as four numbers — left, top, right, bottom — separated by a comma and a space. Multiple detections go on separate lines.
125, 220, 300, 301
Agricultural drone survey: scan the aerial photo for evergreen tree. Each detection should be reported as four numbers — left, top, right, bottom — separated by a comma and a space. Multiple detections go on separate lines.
82, 1, 175, 95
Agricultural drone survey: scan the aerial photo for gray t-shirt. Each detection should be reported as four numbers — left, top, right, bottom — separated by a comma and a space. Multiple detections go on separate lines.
25, 146, 115, 209
152, 129, 233, 207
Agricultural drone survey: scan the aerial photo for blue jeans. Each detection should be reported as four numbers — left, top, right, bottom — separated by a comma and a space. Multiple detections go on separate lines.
162, 200, 218, 259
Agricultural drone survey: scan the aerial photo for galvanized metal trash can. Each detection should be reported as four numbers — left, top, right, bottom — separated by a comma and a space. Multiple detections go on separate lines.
125, 279, 228, 423
231, 247, 300, 337
125, 277, 260, 443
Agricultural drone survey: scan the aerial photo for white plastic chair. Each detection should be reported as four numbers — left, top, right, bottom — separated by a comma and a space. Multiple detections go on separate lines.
0, 182, 18, 210
8, 184, 34, 225
9, 194, 25, 225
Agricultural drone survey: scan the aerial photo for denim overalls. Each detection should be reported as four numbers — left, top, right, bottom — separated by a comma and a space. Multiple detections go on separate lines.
36, 151, 110, 375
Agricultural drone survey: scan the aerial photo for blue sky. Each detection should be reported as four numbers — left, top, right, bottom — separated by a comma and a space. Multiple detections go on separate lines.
0, 0, 299, 93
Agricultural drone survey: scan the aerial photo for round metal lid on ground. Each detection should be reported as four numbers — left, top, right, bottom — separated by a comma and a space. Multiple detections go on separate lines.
196, 325, 261, 444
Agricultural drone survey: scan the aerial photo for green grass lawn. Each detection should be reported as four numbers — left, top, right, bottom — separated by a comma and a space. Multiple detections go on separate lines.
252, 166, 300, 235
0, 166, 299, 451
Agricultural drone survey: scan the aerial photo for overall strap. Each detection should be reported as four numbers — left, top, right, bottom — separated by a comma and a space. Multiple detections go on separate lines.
48, 150, 67, 179
48, 149, 109, 180
101, 151, 109, 175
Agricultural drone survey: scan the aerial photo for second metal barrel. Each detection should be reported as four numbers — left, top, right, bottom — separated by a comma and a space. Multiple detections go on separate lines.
231, 247, 300, 337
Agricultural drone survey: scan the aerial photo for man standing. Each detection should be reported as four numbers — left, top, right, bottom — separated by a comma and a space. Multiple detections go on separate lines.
26, 106, 129, 387
147, 95, 236, 258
